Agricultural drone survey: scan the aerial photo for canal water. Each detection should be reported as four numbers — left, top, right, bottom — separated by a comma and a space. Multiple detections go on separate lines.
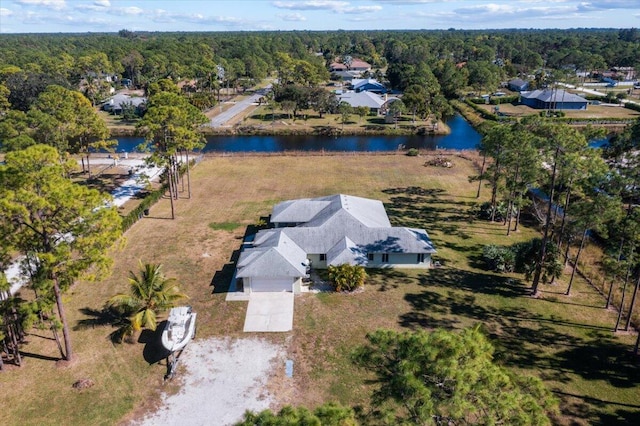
116, 114, 483, 153
114, 114, 607, 153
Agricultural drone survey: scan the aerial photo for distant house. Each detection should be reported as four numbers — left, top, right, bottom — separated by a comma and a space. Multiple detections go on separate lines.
508, 78, 529, 92
351, 78, 387, 94
102, 93, 147, 115
520, 89, 588, 110
329, 62, 348, 72
329, 58, 371, 74
235, 194, 436, 294
331, 70, 362, 82
349, 59, 371, 72
337, 91, 397, 115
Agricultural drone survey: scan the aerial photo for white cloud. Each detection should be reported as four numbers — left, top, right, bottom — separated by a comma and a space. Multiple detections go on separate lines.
451, 3, 574, 21
342, 5, 382, 14
577, 0, 640, 11
278, 12, 307, 21
272, 0, 381, 14
76, 0, 110, 11
109, 6, 144, 16
272, 1, 349, 11
0, 7, 14, 16
15, 0, 66, 10
373, 0, 438, 3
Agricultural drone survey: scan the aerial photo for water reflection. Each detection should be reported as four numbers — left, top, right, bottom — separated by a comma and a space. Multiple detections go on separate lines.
114, 115, 604, 153
116, 114, 482, 153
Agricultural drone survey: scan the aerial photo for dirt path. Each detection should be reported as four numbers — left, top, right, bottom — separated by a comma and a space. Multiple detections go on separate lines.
134, 337, 285, 426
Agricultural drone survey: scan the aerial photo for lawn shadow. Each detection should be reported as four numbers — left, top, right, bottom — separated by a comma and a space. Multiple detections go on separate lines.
210, 248, 239, 294
210, 222, 267, 294
401, 266, 639, 388
75, 306, 132, 344
550, 337, 640, 388
381, 187, 475, 239
554, 390, 640, 425
419, 266, 530, 298
19, 351, 61, 362
367, 268, 412, 292
140, 325, 171, 365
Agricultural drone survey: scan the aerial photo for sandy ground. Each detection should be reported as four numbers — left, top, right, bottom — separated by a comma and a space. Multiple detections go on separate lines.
135, 337, 286, 426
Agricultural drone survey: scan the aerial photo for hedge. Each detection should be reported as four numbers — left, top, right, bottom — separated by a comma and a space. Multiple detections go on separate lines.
121, 182, 168, 232
464, 99, 499, 121
490, 95, 519, 105
624, 102, 640, 112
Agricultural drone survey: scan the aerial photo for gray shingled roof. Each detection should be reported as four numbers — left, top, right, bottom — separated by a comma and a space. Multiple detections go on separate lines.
238, 195, 436, 276
521, 89, 587, 103
273, 194, 391, 228
236, 232, 307, 278
271, 199, 331, 223
326, 236, 367, 266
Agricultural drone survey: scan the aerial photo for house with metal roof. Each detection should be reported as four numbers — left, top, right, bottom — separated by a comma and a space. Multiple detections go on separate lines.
337, 91, 397, 115
102, 93, 147, 115
520, 89, 588, 110
235, 194, 436, 293
351, 78, 387, 94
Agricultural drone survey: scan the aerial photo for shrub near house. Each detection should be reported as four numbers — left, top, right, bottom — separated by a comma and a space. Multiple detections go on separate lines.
328, 264, 367, 292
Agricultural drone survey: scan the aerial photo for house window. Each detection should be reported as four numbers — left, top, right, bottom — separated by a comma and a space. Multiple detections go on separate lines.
319, 254, 326, 261
382, 253, 389, 263
417, 253, 425, 263
367, 253, 374, 261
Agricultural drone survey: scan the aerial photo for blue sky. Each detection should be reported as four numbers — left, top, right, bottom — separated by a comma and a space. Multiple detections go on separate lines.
0, 0, 639, 33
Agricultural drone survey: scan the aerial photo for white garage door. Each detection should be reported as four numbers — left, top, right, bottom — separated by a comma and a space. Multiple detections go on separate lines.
251, 277, 292, 292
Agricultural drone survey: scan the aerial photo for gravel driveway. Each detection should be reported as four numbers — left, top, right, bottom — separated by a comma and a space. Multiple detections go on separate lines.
136, 337, 284, 426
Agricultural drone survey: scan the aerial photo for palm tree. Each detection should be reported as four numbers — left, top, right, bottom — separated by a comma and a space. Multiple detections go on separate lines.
107, 262, 187, 341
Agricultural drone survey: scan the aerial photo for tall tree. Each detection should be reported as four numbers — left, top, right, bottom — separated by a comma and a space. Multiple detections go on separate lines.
137, 91, 207, 214
529, 121, 588, 295
387, 99, 405, 129
353, 327, 557, 425
565, 191, 622, 296
28, 85, 116, 175
338, 101, 352, 130
0, 145, 122, 361
402, 84, 430, 123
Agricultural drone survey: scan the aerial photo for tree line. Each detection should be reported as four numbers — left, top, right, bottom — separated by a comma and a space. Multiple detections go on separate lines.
473, 118, 640, 353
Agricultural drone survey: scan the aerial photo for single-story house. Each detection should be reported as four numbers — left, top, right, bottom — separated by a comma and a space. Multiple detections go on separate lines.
520, 89, 588, 110
102, 93, 147, 115
329, 58, 371, 73
508, 78, 529, 92
235, 194, 436, 293
331, 70, 363, 82
337, 91, 397, 115
329, 62, 348, 72
349, 59, 371, 72
351, 78, 387, 94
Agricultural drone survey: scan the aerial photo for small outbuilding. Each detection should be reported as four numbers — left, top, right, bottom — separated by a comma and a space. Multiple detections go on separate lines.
508, 78, 529, 92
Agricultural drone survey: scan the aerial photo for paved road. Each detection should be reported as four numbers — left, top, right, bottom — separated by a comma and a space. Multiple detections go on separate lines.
209, 85, 272, 127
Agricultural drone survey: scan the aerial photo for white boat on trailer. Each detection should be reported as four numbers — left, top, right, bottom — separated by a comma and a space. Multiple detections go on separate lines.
161, 306, 197, 353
